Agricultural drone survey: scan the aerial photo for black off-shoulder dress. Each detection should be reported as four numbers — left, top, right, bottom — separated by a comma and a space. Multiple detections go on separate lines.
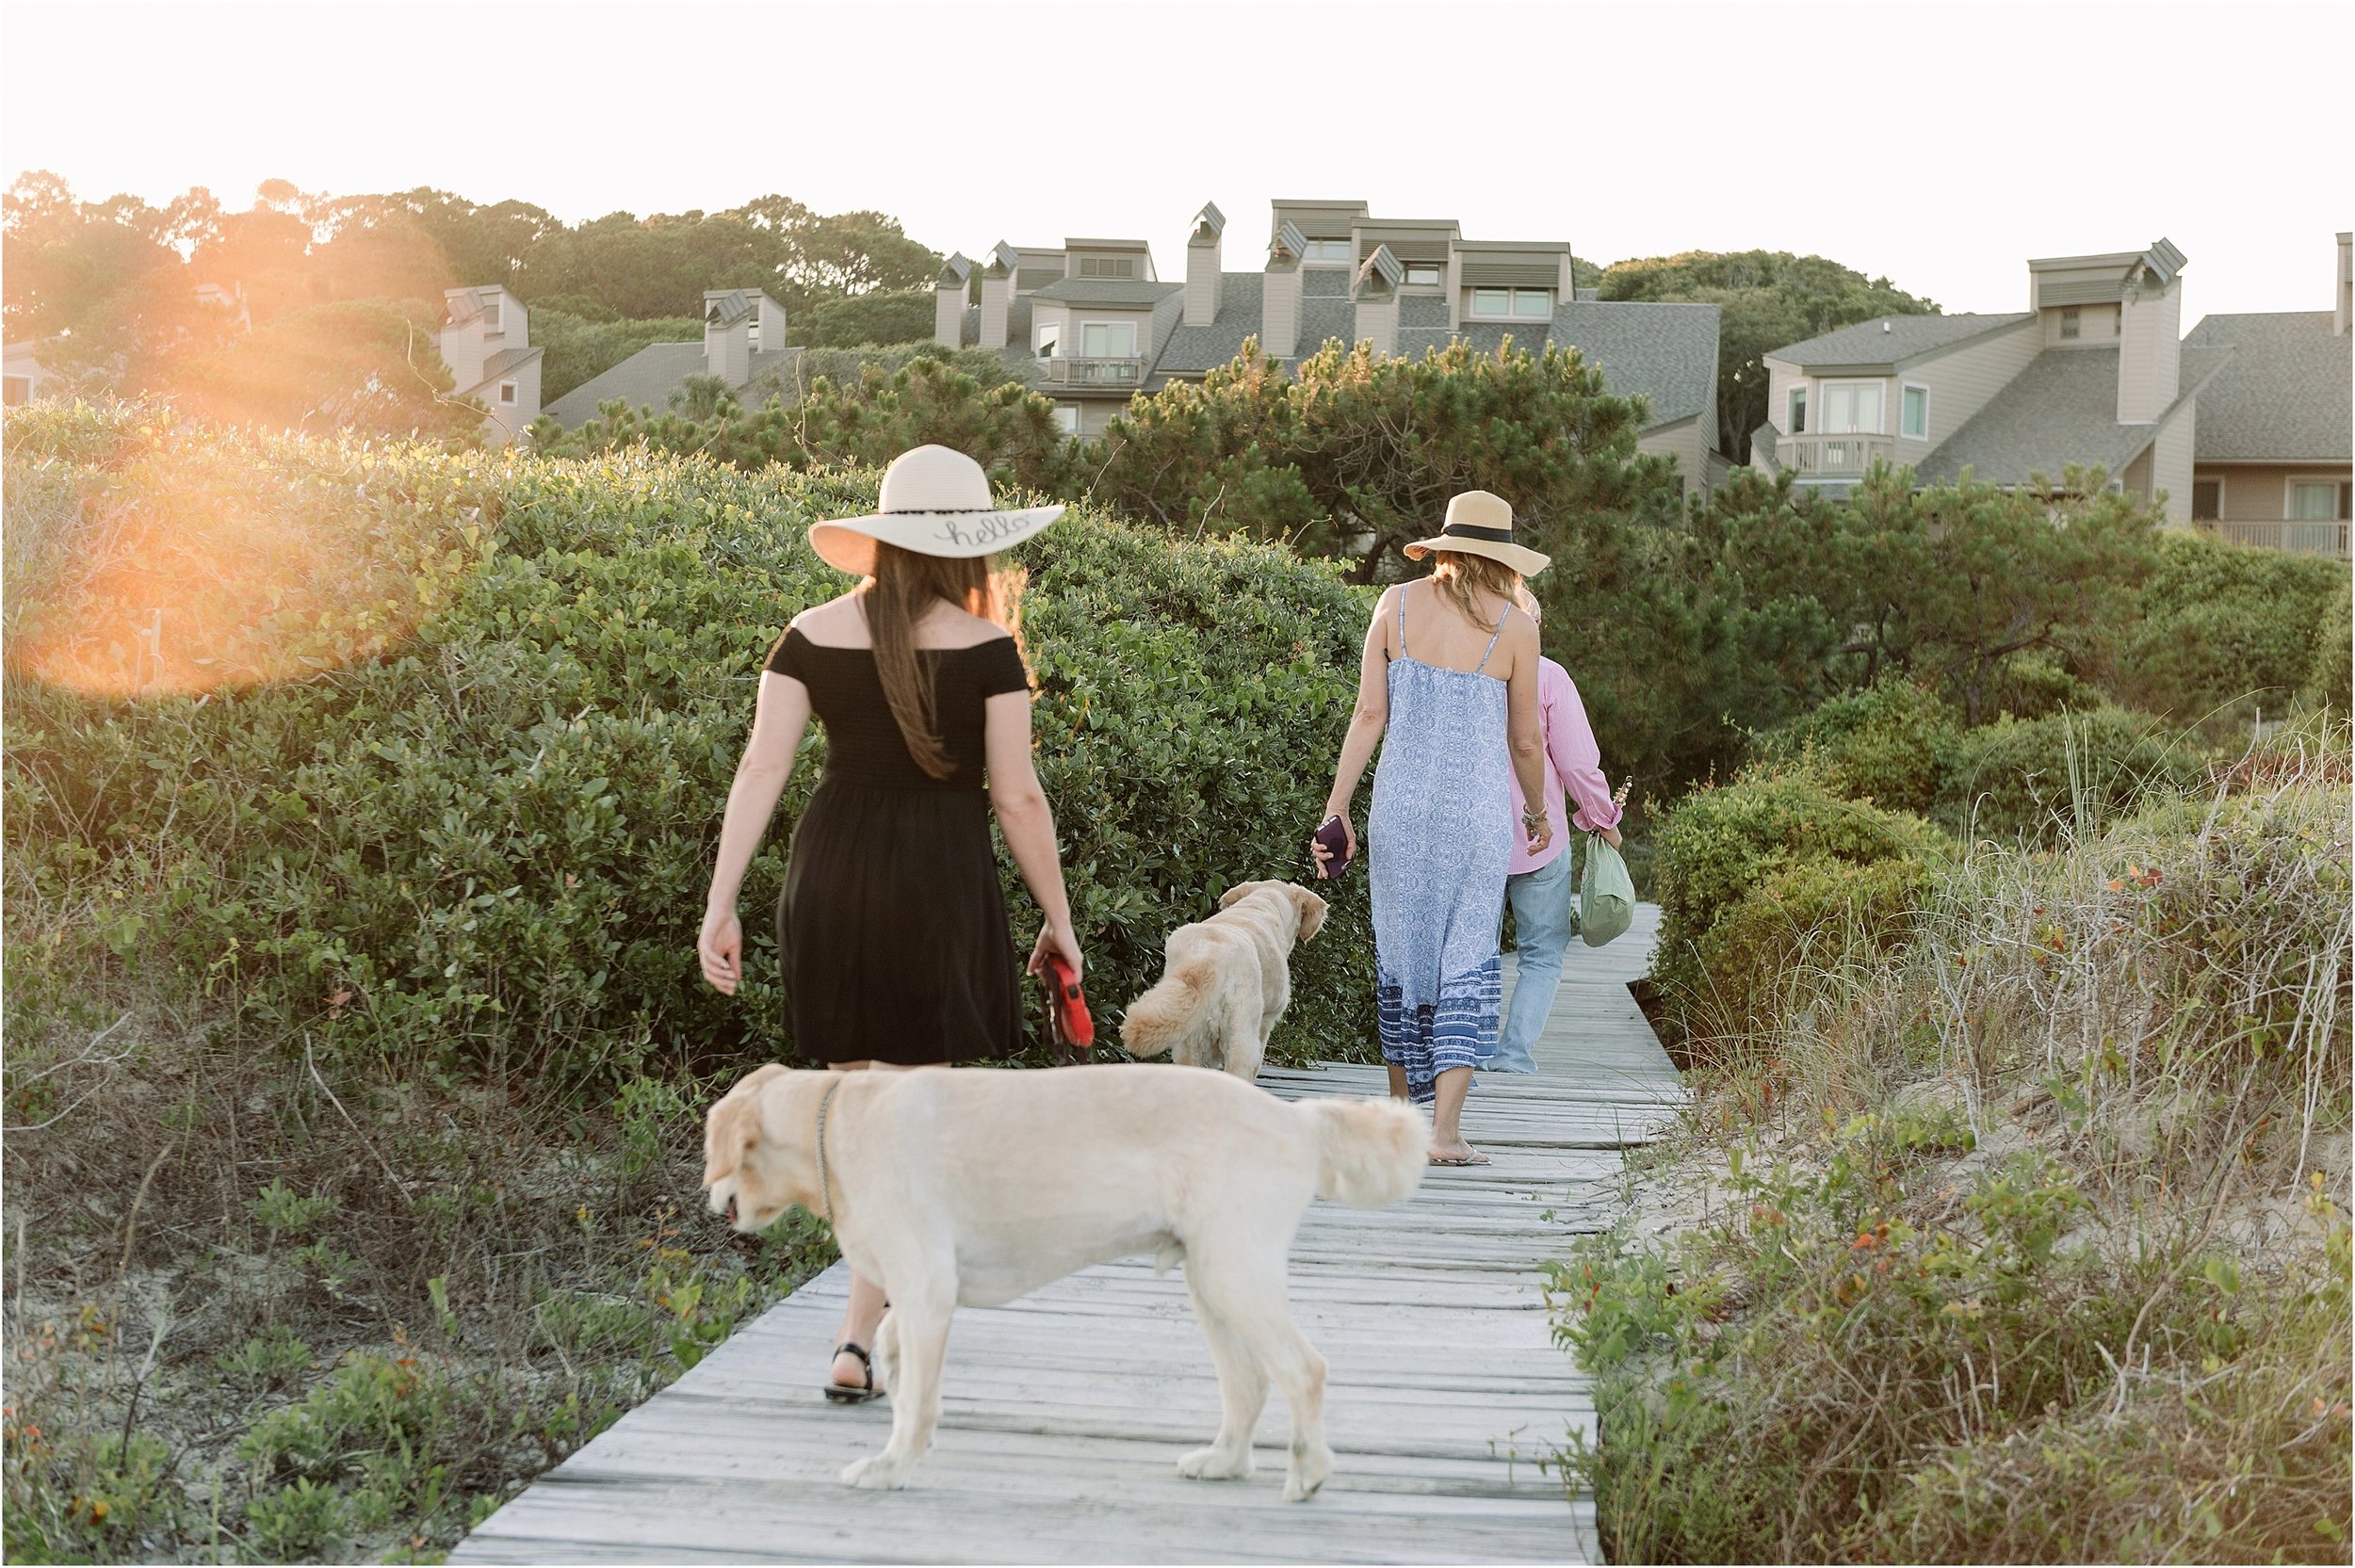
763, 626, 1031, 1066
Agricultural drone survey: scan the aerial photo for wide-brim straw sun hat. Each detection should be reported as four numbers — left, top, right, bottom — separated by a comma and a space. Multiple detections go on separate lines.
1400, 490, 1550, 577
807, 445, 1065, 576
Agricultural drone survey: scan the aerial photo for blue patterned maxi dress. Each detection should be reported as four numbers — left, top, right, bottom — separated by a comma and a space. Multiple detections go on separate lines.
1368, 584, 1515, 1105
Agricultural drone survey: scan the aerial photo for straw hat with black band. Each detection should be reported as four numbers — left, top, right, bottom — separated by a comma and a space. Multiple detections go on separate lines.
1400, 490, 1550, 577
807, 445, 1064, 576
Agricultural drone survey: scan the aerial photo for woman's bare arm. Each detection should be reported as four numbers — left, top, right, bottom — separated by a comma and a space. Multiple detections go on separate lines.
1314, 589, 1396, 871
984, 687, 1080, 977
1502, 620, 1552, 857
699, 670, 815, 994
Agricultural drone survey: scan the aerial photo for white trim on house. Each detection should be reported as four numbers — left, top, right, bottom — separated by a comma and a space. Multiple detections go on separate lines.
1035, 319, 1060, 360
1079, 319, 1138, 358
1900, 380, 1930, 440
498, 380, 519, 406
1822, 379, 1886, 434
1788, 384, 1808, 434
1051, 404, 1081, 435
2285, 474, 2347, 521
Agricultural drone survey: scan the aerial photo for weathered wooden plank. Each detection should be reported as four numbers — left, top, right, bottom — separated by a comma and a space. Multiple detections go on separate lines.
452, 904, 1681, 1565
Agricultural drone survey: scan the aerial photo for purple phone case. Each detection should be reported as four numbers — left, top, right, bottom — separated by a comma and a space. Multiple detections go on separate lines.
1313, 815, 1353, 879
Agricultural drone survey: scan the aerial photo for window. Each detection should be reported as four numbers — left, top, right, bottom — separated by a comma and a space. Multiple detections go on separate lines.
1077, 255, 1135, 279
1403, 262, 1442, 286
498, 380, 518, 406
2343, 481, 2354, 521
1788, 386, 1807, 434
1303, 239, 1353, 263
1822, 381, 1884, 434
2, 375, 28, 408
1080, 320, 1136, 359
2114, 309, 2122, 337
2191, 479, 2221, 521
1900, 384, 1929, 440
1034, 320, 1060, 360
1051, 405, 1081, 436
2059, 306, 2080, 340
2290, 481, 2339, 521
481, 297, 502, 331
1471, 287, 1553, 318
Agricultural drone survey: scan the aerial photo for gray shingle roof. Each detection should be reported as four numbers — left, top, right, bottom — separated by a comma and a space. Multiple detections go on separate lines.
1768, 312, 2034, 369
1547, 300, 1722, 427
1152, 272, 1265, 374
1030, 278, 1182, 307
543, 342, 801, 427
479, 346, 542, 380
1913, 345, 2233, 486
1143, 277, 1721, 437
1301, 268, 1350, 299
2183, 311, 2352, 461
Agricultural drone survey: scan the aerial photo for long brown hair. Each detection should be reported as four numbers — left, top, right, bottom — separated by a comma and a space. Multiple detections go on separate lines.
1428, 551, 1539, 633
864, 542, 1027, 779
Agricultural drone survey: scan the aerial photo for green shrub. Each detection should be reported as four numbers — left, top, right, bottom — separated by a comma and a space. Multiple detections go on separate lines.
1688, 854, 1934, 1047
796, 290, 937, 348
2119, 532, 2349, 720
1746, 678, 1957, 815
1650, 764, 1946, 1030
2301, 573, 2352, 713
529, 309, 706, 402
1935, 706, 2207, 846
3, 404, 1375, 1092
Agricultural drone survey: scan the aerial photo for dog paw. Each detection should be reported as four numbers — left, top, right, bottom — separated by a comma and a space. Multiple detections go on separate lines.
840, 1452, 911, 1490
1176, 1445, 1252, 1481
1281, 1444, 1333, 1502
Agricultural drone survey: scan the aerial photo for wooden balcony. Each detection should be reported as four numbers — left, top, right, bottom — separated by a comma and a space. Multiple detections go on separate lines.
2201, 520, 2353, 559
1042, 355, 1144, 388
1775, 431, 1895, 477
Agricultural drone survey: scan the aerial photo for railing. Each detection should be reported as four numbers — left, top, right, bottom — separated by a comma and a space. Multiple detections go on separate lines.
2201, 520, 2353, 559
1776, 431, 1896, 477
1042, 356, 1144, 387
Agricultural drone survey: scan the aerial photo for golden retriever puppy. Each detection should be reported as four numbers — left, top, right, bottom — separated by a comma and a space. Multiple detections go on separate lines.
1120, 880, 1328, 1082
703, 1062, 1424, 1500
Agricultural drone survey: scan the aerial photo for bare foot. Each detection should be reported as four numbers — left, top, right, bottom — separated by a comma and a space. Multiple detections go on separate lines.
1428, 1142, 1490, 1166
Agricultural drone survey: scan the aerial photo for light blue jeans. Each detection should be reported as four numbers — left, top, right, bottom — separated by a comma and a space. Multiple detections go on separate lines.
1491, 850, 1574, 1074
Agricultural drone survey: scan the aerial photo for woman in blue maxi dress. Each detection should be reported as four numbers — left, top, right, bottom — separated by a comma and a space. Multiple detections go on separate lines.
1311, 492, 1553, 1165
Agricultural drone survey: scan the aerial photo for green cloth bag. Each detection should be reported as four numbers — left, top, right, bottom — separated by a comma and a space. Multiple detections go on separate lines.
1579, 832, 1634, 947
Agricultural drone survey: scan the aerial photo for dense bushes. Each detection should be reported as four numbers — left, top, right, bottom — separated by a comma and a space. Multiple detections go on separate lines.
1560, 747, 2354, 1561
2119, 531, 2351, 720
1746, 678, 1958, 815
1935, 707, 2207, 846
3, 403, 1375, 1094
1649, 763, 1947, 1037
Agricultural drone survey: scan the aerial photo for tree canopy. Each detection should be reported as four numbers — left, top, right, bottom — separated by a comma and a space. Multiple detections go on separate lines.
1600, 251, 1940, 461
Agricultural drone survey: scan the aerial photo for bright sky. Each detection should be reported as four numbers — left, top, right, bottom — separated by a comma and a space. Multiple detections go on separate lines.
5, 0, 2348, 325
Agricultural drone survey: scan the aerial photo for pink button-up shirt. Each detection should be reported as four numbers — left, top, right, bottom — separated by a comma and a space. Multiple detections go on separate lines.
1510, 656, 1619, 875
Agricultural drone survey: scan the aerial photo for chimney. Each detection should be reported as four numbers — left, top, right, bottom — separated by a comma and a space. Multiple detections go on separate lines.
934, 252, 972, 348
2116, 241, 2185, 424
1262, 221, 1306, 359
1353, 245, 1402, 358
1184, 202, 1226, 327
755, 294, 788, 354
2336, 232, 2351, 335
439, 288, 489, 393
978, 242, 1019, 351
704, 289, 755, 385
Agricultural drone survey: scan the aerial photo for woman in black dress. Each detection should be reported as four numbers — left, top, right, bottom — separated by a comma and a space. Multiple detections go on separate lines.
697, 445, 1080, 1400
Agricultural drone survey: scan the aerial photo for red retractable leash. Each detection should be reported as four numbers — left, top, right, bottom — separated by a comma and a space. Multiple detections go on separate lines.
1037, 952, 1094, 1064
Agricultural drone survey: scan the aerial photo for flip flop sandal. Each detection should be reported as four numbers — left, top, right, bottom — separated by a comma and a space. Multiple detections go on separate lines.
823, 1341, 884, 1403
1429, 1147, 1492, 1167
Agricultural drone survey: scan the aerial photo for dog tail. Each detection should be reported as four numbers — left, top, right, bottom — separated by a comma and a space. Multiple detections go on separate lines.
1305, 1098, 1428, 1209
1119, 956, 1217, 1058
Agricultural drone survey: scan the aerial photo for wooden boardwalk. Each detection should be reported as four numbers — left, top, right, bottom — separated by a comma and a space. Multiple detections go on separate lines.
455, 904, 1681, 1565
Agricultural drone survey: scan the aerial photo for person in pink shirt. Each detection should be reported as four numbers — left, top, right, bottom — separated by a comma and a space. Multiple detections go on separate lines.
1489, 656, 1622, 1073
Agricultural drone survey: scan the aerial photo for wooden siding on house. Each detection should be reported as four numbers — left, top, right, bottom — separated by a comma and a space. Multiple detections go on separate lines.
2149, 398, 2197, 523
1890, 319, 2044, 463
2041, 301, 2122, 347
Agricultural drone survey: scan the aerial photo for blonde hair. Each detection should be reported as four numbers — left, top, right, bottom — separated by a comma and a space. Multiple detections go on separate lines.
863, 542, 1028, 779
1427, 551, 1538, 634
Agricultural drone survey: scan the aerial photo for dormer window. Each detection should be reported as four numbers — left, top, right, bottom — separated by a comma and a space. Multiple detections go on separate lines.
1078, 256, 1135, 279
481, 297, 501, 331
1472, 287, 1552, 319
2060, 306, 2081, 340
1303, 239, 1353, 264
1403, 263, 1441, 286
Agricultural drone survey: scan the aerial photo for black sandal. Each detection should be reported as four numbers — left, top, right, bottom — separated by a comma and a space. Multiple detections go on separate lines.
824, 1341, 883, 1404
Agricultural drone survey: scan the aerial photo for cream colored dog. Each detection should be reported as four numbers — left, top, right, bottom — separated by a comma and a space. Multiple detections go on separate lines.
703, 1062, 1424, 1499
1121, 881, 1329, 1081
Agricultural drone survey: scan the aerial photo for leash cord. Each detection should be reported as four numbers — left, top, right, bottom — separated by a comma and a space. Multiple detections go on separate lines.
814, 1077, 842, 1222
